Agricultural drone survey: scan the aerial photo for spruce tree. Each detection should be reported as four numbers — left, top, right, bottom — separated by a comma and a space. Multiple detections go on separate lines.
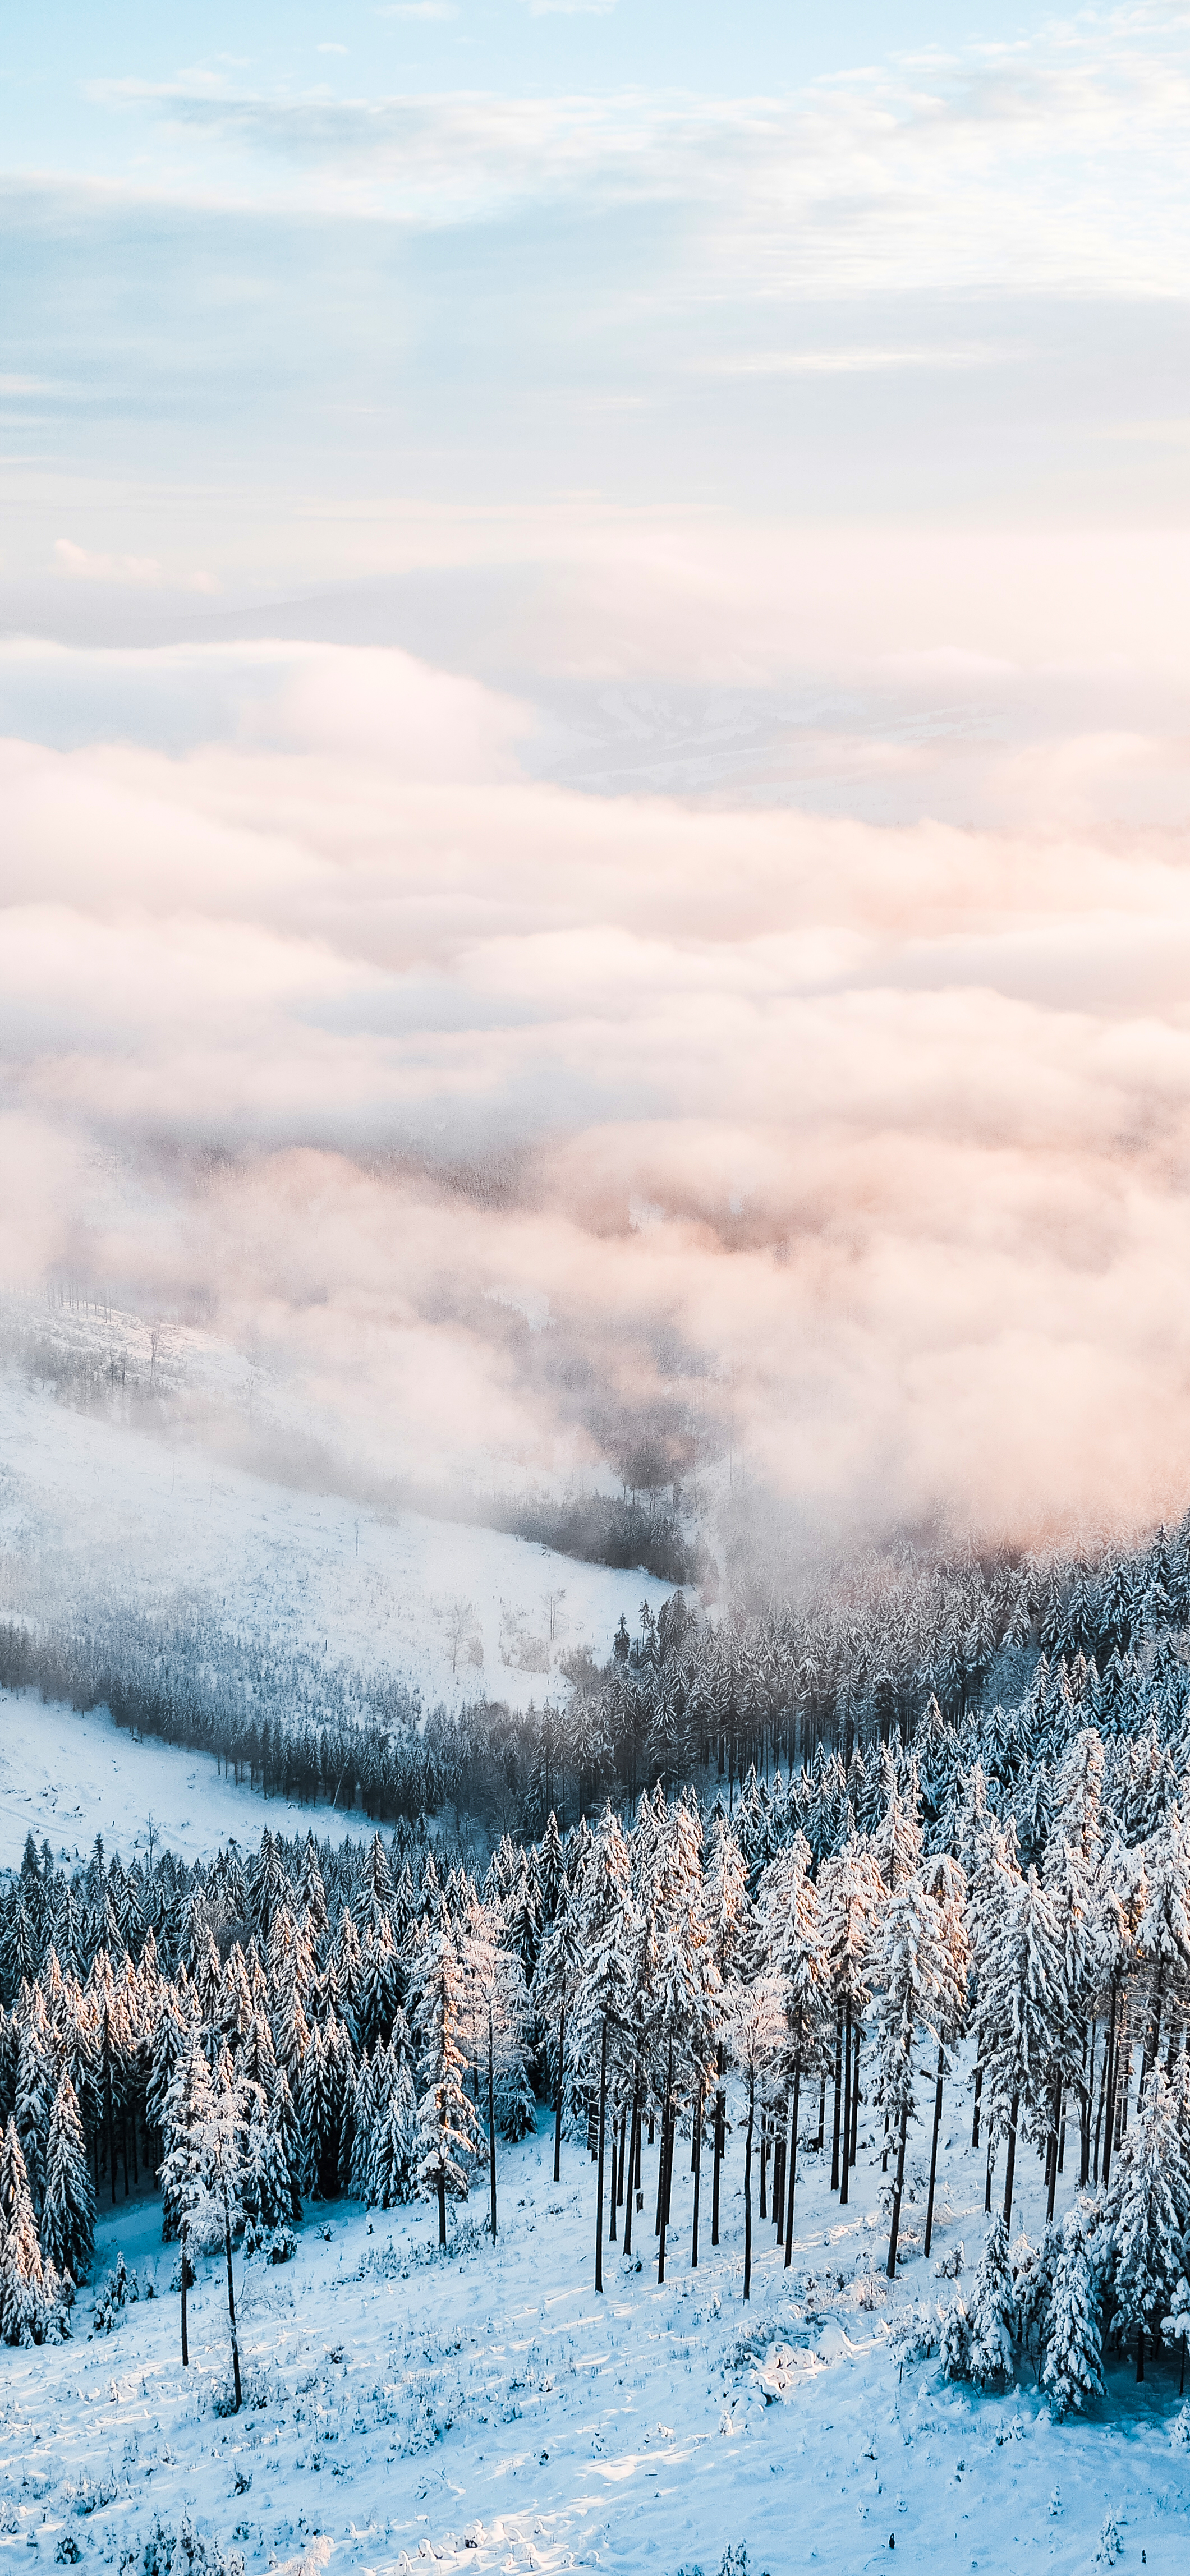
40, 2076, 94, 2285
1042, 2205, 1105, 2418
411, 1921, 483, 2247
0, 2118, 50, 2346
571, 1808, 636, 2291
966, 2216, 1017, 2387
1109, 2067, 1190, 2379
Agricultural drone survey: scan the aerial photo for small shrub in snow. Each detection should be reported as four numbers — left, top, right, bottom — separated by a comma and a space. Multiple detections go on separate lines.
889, 2302, 940, 2365
269, 2229, 296, 2266
130, 2520, 245, 2576
93, 2253, 139, 2335
1170, 2402, 1190, 2450
939, 2295, 972, 2381
56, 2538, 83, 2565
63, 2469, 120, 2517
1093, 2513, 1122, 2565
934, 2242, 964, 2280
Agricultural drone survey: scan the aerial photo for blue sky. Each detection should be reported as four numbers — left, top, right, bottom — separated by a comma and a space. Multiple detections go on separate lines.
2, 0, 1188, 622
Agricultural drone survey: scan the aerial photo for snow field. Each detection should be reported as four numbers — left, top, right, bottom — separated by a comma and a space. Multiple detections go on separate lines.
4, 2084, 1189, 2576
0, 1690, 375, 1874
0, 1368, 677, 1722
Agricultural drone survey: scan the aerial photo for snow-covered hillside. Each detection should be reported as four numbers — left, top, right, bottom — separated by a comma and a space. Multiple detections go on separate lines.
0, 1689, 377, 1873
6, 2092, 1188, 2576
0, 1365, 677, 1718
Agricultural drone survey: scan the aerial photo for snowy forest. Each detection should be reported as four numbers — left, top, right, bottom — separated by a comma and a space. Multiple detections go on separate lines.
3, 1514, 1190, 2438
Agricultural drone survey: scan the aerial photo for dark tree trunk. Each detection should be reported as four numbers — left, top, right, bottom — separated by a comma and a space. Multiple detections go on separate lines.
971, 2057, 983, 2151
691, 2089, 702, 2270
222, 2184, 242, 2413
923, 2046, 945, 2258
743, 2069, 756, 2302
488, 2015, 498, 2241
784, 2060, 801, 2270
1002, 2091, 1020, 2233
595, 2020, 608, 2294
553, 2003, 565, 2184
180, 2214, 189, 2367
886, 2099, 909, 2280
624, 2090, 640, 2257
712, 2044, 725, 2246
830, 2009, 843, 2193
839, 2013, 852, 2207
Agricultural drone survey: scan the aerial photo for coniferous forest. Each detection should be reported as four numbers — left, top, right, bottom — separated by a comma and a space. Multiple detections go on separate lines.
4, 1516, 1190, 2428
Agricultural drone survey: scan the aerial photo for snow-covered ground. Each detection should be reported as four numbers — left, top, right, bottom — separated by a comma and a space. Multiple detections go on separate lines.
3, 2088, 1188, 2576
0, 1365, 677, 1717
0, 1688, 376, 1873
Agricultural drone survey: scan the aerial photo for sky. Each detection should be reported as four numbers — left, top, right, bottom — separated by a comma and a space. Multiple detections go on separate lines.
2, 2, 1190, 1560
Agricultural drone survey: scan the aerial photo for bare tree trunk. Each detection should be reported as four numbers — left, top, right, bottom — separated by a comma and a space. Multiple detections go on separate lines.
830, 2009, 844, 2192
222, 2184, 242, 2413
1002, 2091, 1020, 2233
553, 2003, 565, 2184
691, 2089, 702, 2270
923, 2045, 945, 2257
1046, 2077, 1061, 2223
839, 2013, 852, 2206
712, 2044, 725, 2246
488, 2013, 498, 2241
624, 2089, 640, 2258
594, 2020, 608, 2295
658, 2046, 674, 2283
180, 2214, 189, 2367
783, 2060, 801, 2270
886, 2099, 909, 2280
971, 2057, 983, 2151
743, 2068, 756, 2302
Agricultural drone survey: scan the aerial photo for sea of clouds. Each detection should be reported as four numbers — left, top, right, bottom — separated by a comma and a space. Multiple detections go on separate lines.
4, 509, 1190, 1553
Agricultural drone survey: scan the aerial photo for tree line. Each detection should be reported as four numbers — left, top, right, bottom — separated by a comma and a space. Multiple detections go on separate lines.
2, 1648, 1190, 2416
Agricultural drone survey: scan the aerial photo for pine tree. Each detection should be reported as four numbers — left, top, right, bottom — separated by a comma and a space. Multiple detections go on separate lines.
410, 1921, 483, 2247
1042, 2205, 1104, 2418
570, 1807, 636, 2291
40, 2076, 94, 2285
724, 1956, 783, 2303
966, 2216, 1017, 2387
370, 2059, 419, 2209
533, 1882, 581, 2186
1108, 2067, 1190, 2379
760, 1832, 824, 2268
0, 2118, 51, 2346
976, 1867, 1069, 2232
872, 1865, 965, 2279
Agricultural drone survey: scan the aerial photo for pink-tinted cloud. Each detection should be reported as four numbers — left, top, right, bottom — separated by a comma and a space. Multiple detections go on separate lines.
4, 622, 1190, 1549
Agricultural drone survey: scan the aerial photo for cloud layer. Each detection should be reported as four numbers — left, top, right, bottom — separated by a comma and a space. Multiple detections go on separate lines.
4, 592, 1190, 1551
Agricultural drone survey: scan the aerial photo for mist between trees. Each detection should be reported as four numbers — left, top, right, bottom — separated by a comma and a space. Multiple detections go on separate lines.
2, 1512, 1190, 1836
3, 1507, 1190, 2411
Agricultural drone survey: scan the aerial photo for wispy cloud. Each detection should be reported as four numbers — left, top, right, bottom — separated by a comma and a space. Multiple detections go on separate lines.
708, 344, 1010, 376
80, 8, 1190, 299
53, 539, 217, 593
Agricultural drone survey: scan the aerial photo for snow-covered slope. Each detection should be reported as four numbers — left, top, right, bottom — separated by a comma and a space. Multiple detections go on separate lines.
0, 1688, 375, 1873
0, 1367, 676, 1718
4, 2095, 1188, 2576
